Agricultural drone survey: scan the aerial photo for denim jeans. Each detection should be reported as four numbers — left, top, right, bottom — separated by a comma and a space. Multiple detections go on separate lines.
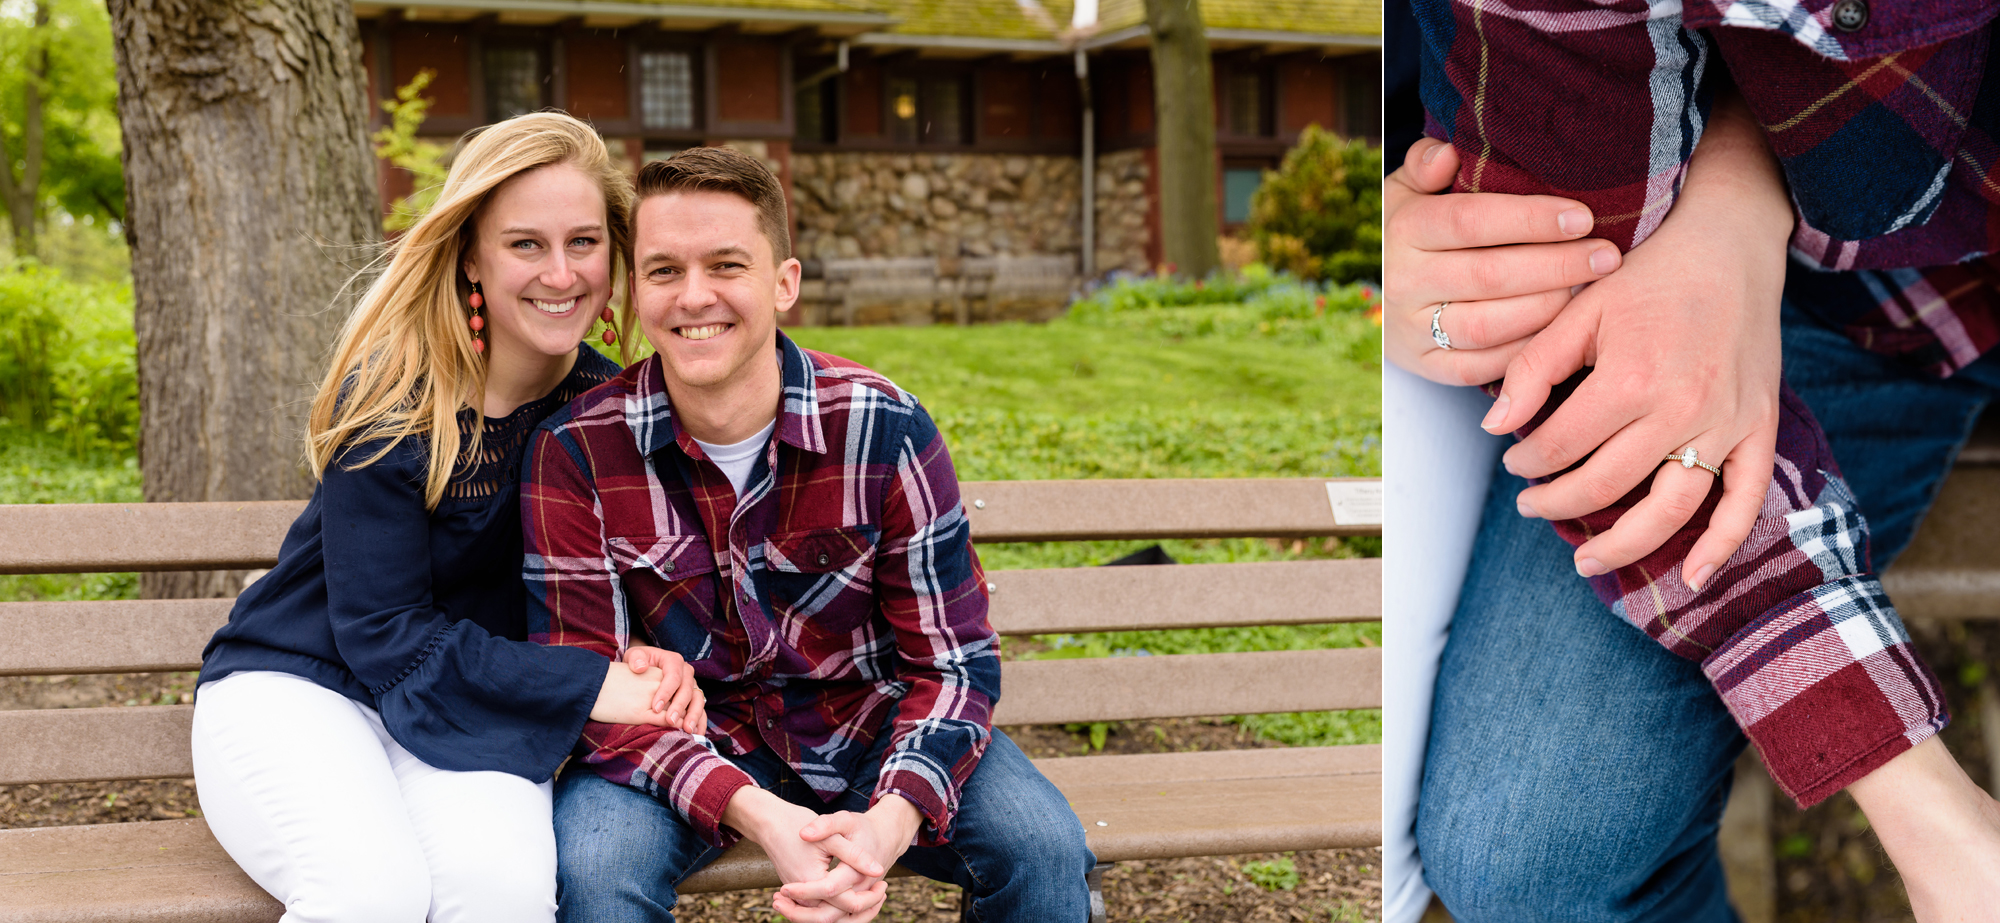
552, 727, 1095, 923
1417, 294, 2000, 922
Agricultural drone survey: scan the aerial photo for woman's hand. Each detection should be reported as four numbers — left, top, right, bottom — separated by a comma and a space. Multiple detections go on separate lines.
625, 644, 706, 733
1383, 138, 1624, 386
1483, 91, 1792, 587
588, 645, 705, 733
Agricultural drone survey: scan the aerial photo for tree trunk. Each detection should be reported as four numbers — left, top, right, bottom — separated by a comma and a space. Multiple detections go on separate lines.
0, 0, 50, 259
108, 0, 379, 599
1145, 0, 1219, 280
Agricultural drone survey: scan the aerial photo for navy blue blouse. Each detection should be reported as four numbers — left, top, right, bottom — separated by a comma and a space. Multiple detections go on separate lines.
199, 347, 622, 782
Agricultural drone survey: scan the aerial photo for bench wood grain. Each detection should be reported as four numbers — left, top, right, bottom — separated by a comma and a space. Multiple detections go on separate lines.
0, 747, 1380, 921
0, 559, 1378, 676
0, 479, 1375, 574
0, 649, 1379, 785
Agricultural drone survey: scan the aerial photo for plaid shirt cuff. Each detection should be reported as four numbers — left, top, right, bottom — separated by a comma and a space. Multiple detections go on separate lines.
650, 751, 759, 849
872, 757, 958, 846
1702, 574, 1950, 806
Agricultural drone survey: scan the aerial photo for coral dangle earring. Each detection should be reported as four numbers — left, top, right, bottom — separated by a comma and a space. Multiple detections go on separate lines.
599, 306, 618, 346
468, 283, 487, 354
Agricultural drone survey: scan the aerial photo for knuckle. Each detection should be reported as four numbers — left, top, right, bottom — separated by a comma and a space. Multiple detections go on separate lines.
1657, 491, 1703, 524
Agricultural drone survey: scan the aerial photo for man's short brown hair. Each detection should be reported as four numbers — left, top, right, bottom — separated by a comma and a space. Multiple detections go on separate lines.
634, 146, 792, 262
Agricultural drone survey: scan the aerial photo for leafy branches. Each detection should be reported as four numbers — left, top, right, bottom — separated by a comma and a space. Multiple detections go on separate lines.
371, 69, 449, 232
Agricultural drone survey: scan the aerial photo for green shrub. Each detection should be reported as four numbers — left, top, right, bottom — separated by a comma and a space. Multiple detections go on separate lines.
0, 261, 136, 455
1247, 126, 1382, 284
1242, 856, 1300, 892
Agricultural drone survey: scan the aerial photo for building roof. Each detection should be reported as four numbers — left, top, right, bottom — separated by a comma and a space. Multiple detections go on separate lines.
1094, 0, 1378, 38
354, 0, 1377, 46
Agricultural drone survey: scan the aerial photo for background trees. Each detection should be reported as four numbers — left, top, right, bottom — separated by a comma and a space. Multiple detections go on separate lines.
106, 0, 379, 597
0, 0, 124, 261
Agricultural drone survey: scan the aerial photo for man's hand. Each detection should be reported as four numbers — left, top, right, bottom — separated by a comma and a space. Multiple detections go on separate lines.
622, 644, 706, 733
1383, 137, 1623, 386
778, 795, 925, 912
724, 787, 889, 923
1482, 91, 1792, 588
588, 646, 704, 732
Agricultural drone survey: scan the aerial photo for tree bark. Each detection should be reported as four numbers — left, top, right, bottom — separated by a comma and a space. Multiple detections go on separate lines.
0, 0, 50, 258
1145, 0, 1219, 280
108, 0, 379, 598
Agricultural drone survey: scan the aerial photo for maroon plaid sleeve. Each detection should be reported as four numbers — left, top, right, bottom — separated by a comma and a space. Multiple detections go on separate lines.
523, 418, 757, 848
1420, 0, 1957, 804
1502, 377, 1948, 805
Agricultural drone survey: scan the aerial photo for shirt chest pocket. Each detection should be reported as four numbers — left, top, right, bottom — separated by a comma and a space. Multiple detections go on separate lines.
605, 534, 723, 649
761, 527, 880, 634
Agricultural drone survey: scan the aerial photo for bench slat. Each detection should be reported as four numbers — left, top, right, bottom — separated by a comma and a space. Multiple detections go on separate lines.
0, 479, 1377, 574
0, 650, 1378, 785
1882, 466, 2000, 619
0, 747, 1380, 919
0, 600, 229, 676
0, 560, 1378, 676
992, 649, 1380, 726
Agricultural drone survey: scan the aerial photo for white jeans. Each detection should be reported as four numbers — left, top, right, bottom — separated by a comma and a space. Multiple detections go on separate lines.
191, 671, 558, 923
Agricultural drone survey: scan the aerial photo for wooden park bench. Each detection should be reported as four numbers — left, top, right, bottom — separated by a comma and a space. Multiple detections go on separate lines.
0, 477, 1383, 922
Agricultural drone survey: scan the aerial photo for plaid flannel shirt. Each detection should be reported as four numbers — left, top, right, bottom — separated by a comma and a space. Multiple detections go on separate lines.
1417, 0, 1961, 805
522, 333, 997, 848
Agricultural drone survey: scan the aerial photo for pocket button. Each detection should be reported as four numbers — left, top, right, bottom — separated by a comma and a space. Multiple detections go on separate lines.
817, 553, 830, 566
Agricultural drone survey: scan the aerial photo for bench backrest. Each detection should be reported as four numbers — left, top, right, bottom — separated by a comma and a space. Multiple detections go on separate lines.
0, 478, 1381, 786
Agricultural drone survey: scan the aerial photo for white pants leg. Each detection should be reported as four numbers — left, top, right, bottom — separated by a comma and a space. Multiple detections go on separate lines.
192, 671, 556, 923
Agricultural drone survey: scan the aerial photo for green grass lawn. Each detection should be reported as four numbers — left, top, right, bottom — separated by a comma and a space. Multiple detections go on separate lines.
1, 292, 1381, 747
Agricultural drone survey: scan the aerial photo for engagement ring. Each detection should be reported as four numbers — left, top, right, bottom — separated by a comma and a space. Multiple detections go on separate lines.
1663, 446, 1722, 477
1431, 303, 1454, 350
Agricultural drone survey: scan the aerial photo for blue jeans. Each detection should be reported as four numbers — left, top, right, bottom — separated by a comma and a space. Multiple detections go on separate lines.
1418, 295, 2000, 922
552, 728, 1094, 923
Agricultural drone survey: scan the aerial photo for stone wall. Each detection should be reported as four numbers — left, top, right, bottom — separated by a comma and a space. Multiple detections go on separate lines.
790, 152, 1083, 262
1092, 148, 1152, 276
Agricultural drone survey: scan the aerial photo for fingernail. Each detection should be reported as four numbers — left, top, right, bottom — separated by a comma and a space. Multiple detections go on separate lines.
1576, 557, 1607, 578
1480, 395, 1510, 431
1516, 496, 1539, 519
1589, 247, 1619, 274
1558, 208, 1589, 236
1687, 564, 1717, 592
1422, 142, 1444, 164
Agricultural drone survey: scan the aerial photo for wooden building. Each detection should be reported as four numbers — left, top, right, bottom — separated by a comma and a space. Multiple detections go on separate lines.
354, 0, 1378, 285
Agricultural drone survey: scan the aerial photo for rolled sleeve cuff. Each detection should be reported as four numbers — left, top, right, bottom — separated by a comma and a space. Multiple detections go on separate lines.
1702, 574, 1950, 807
872, 758, 958, 847
648, 751, 759, 849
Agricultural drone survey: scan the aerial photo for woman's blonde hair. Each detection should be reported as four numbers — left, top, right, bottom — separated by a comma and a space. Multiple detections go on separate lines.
307, 112, 635, 509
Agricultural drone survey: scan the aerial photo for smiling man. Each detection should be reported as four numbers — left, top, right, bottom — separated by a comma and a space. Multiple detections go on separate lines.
520, 146, 1094, 923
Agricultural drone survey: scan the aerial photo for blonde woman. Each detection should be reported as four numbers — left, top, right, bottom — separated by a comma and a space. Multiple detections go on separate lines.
191, 113, 701, 923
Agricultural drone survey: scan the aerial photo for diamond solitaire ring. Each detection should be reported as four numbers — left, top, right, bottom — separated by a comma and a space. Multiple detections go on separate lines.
1431, 303, 1454, 350
1663, 446, 1722, 477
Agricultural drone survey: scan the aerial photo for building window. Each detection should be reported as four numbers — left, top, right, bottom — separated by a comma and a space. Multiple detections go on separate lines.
797, 78, 836, 143
920, 76, 966, 144
640, 50, 696, 130
484, 46, 544, 122
1224, 167, 1264, 224
887, 77, 919, 143
886, 74, 968, 146
1226, 68, 1270, 137
1344, 56, 1381, 140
